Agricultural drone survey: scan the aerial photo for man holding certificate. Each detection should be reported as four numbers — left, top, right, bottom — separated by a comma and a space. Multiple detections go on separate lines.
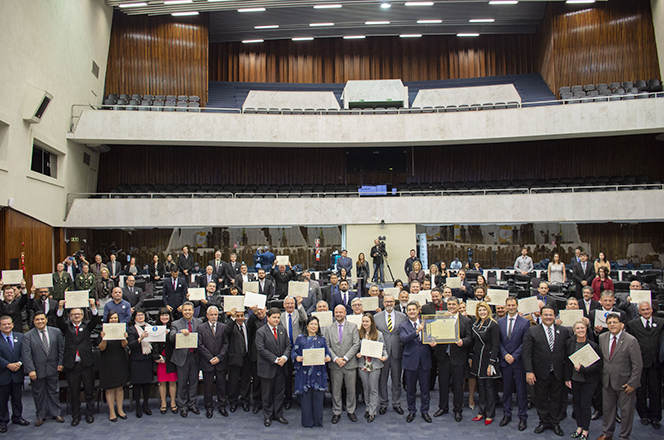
169, 301, 202, 418
197, 306, 229, 418
280, 296, 307, 410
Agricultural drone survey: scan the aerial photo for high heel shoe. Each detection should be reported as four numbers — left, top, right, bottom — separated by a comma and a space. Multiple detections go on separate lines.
171, 406, 178, 414
571, 431, 582, 438
472, 415, 484, 421
110, 417, 117, 422
485, 419, 493, 426
117, 413, 127, 420
160, 407, 167, 415
469, 402, 475, 410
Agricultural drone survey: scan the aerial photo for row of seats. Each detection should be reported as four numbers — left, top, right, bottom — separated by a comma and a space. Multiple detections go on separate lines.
103, 94, 202, 112
243, 103, 521, 115
106, 94, 201, 102
559, 79, 662, 102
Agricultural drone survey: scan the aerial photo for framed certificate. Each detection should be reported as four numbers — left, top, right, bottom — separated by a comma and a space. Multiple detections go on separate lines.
312, 311, 333, 327
102, 323, 126, 340
288, 281, 309, 298
630, 290, 651, 304
223, 295, 245, 313
175, 332, 198, 349
244, 292, 267, 309
302, 348, 325, 366
243, 281, 259, 294
145, 325, 168, 342
360, 297, 379, 310
32, 274, 53, 288
360, 339, 384, 358
466, 300, 480, 316
1, 270, 23, 285
559, 309, 584, 327
518, 296, 539, 315
446, 277, 461, 288
65, 290, 90, 308
187, 288, 206, 301
486, 289, 509, 306
421, 314, 460, 344
276, 255, 290, 266
346, 314, 363, 327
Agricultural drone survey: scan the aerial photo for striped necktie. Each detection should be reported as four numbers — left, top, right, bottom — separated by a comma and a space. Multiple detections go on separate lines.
387, 313, 393, 332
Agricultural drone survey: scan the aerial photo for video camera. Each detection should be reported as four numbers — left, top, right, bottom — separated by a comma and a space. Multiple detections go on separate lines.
377, 236, 387, 257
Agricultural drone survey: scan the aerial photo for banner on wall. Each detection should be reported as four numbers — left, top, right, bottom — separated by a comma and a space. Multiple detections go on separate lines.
417, 233, 428, 269
499, 226, 512, 243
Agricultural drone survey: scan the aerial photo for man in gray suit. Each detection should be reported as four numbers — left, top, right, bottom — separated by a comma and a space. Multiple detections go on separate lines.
169, 301, 203, 418
375, 294, 407, 415
324, 304, 360, 424
21, 312, 65, 426
280, 296, 307, 410
596, 313, 643, 440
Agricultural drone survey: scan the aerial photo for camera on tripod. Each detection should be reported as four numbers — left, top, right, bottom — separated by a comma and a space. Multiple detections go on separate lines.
378, 236, 388, 257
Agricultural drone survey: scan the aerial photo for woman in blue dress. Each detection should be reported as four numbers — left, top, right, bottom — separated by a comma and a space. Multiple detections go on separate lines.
292, 315, 332, 428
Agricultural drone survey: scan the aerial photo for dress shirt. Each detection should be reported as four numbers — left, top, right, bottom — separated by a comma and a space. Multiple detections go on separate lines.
242, 274, 249, 283
640, 316, 652, 328
269, 325, 287, 363
514, 255, 534, 272
543, 324, 555, 345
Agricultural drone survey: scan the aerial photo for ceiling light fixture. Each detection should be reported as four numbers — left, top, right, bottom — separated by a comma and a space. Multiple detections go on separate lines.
400, 34, 422, 38
164, 0, 192, 5
171, 11, 199, 16
469, 18, 495, 22
417, 19, 442, 24
119, 2, 147, 7
238, 8, 266, 12
457, 33, 480, 37
380, 3, 391, 8
566, 0, 595, 3
489, 1, 518, 4
344, 35, 366, 39
366, 21, 390, 25
314, 4, 342, 8
242, 39, 264, 43
255, 25, 279, 29
405, 2, 434, 6
310, 22, 334, 26
292, 37, 314, 41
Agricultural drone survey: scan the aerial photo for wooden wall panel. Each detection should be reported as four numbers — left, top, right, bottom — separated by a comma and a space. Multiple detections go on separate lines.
105, 10, 209, 103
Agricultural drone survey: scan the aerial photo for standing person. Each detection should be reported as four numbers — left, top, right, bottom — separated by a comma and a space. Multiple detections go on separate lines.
356, 313, 388, 423
0, 285, 28, 333
547, 253, 566, 284
74, 265, 96, 303
225, 308, 251, 413
223, 252, 240, 288
103, 287, 132, 324
162, 268, 188, 320
255, 308, 291, 427
122, 275, 145, 313
404, 249, 420, 277
55, 298, 101, 425
594, 253, 611, 276
94, 268, 114, 305
331, 280, 357, 315
169, 301, 202, 418
198, 306, 229, 418
428, 264, 443, 289
247, 307, 267, 414
596, 314, 642, 440
469, 302, 501, 425
0, 316, 29, 433
153, 308, 178, 414
407, 261, 425, 285
270, 261, 297, 300
52, 263, 74, 301
565, 321, 601, 440
127, 308, 155, 418
370, 239, 385, 283
21, 312, 65, 426
356, 253, 370, 297
107, 254, 122, 284
292, 316, 332, 428
375, 294, 406, 415
591, 267, 614, 302
280, 296, 307, 410
514, 248, 534, 275
399, 301, 433, 423
89, 254, 108, 281
177, 246, 194, 278
522, 305, 570, 436
209, 250, 225, 287
572, 252, 595, 300
149, 255, 162, 285
28, 287, 58, 328
98, 311, 129, 422
324, 304, 360, 424
337, 250, 353, 277
163, 254, 176, 275
498, 297, 530, 431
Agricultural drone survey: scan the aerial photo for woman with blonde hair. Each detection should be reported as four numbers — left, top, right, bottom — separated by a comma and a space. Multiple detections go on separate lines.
470, 302, 501, 425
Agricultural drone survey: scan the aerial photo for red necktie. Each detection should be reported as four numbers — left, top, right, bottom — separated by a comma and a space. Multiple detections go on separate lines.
188, 321, 194, 353
609, 336, 617, 360
75, 325, 80, 359
273, 327, 278, 340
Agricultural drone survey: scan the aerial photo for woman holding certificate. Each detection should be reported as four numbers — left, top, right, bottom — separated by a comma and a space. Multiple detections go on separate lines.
98, 311, 129, 422
127, 307, 156, 418
153, 308, 178, 414
356, 253, 370, 296
565, 321, 601, 440
470, 302, 501, 425
356, 313, 388, 423
292, 316, 332, 428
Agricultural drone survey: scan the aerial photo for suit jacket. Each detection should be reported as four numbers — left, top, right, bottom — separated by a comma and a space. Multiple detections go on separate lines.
29, 297, 59, 327
208, 259, 226, 283
148, 261, 162, 282
0, 332, 24, 385
581, 299, 601, 318
169, 317, 203, 367
223, 261, 240, 286
374, 310, 407, 359
122, 286, 145, 309
198, 321, 228, 371
107, 260, 122, 279
589, 308, 626, 336
56, 312, 103, 369
399, 318, 431, 371
162, 276, 188, 310
270, 268, 297, 299
337, 256, 353, 277
321, 284, 340, 309
21, 326, 64, 378
625, 316, 664, 368
256, 278, 275, 300
198, 273, 219, 290
255, 324, 291, 379
324, 319, 360, 370
358, 332, 388, 369
331, 290, 358, 315
522, 323, 570, 381
234, 273, 257, 293
599, 330, 642, 391
498, 314, 530, 367
225, 319, 250, 367
178, 253, 195, 274
247, 312, 266, 362
280, 306, 308, 344
452, 280, 475, 301
90, 262, 108, 280
432, 313, 472, 366
572, 261, 595, 292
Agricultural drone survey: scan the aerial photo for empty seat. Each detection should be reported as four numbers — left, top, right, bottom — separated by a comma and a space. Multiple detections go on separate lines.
374, 108, 386, 114
599, 89, 612, 96
361, 109, 374, 115
494, 102, 507, 109
409, 107, 422, 114
126, 99, 139, 110
166, 94, 177, 101
155, 94, 166, 101
573, 91, 586, 98
621, 81, 633, 90
648, 79, 663, 92
281, 108, 292, 115
316, 108, 327, 114
458, 105, 470, 111
131, 94, 142, 101
176, 102, 188, 112
613, 88, 625, 95
142, 94, 153, 102
635, 80, 648, 91
188, 95, 200, 102
303, 108, 317, 115
446, 105, 457, 112
107, 93, 118, 101
636, 93, 650, 99
561, 92, 573, 101
559, 86, 571, 95
570, 85, 583, 93
177, 95, 188, 102
608, 82, 621, 90
386, 107, 398, 114
422, 106, 434, 113
256, 108, 268, 114
470, 103, 481, 111
139, 100, 151, 111
596, 83, 608, 91
583, 84, 596, 92
188, 102, 200, 112
292, 108, 304, 115
244, 108, 256, 114
434, 105, 446, 112
506, 101, 519, 108
268, 108, 280, 114
339, 109, 351, 115
482, 103, 494, 110
327, 108, 340, 115
626, 87, 638, 94
152, 100, 164, 111
119, 94, 130, 101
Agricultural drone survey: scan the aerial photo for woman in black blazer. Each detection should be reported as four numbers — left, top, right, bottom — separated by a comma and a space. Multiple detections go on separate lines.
565, 321, 601, 440
127, 307, 156, 418
470, 301, 501, 425
153, 307, 178, 414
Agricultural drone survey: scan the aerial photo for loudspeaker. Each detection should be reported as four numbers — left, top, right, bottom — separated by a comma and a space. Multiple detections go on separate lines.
22, 85, 53, 124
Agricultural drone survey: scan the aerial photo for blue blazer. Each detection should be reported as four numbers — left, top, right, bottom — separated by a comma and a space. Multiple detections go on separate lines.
498, 314, 530, 368
399, 319, 431, 371
0, 332, 24, 385
331, 290, 358, 315
336, 257, 353, 277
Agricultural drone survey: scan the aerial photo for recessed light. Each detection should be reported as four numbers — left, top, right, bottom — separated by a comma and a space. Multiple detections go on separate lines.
457, 33, 480, 37
417, 19, 442, 24
314, 4, 342, 9
292, 37, 314, 41
242, 39, 264, 43
469, 18, 495, 23
366, 21, 390, 25
164, 0, 192, 5
238, 8, 266, 13
119, 2, 147, 7
381, 2, 391, 8
171, 11, 198, 16
400, 34, 422, 38
566, 0, 595, 3
405, 2, 434, 6
310, 22, 334, 26
255, 25, 279, 29
489, 1, 518, 4
344, 35, 366, 39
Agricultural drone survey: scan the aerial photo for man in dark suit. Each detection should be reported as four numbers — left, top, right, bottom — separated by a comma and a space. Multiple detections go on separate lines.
107, 254, 122, 284
452, 269, 475, 301
432, 297, 472, 422
223, 252, 240, 287
331, 280, 357, 315
255, 308, 291, 427
234, 264, 256, 293
626, 301, 664, 429
225, 308, 251, 412
375, 294, 407, 415
370, 238, 385, 283
0, 315, 29, 433
1, 285, 28, 334
270, 261, 297, 300
29, 287, 59, 328
404, 249, 420, 277
163, 268, 188, 319
498, 296, 530, 431
198, 306, 229, 418
572, 252, 595, 300
597, 314, 643, 440
122, 275, 145, 313
256, 268, 275, 301
247, 307, 267, 414
580, 285, 601, 318
55, 298, 101, 426
522, 305, 570, 436
170, 301, 202, 418
89, 254, 108, 282
208, 250, 226, 287
321, 273, 340, 309
336, 250, 353, 277
177, 246, 194, 278
280, 296, 307, 410
570, 248, 581, 266
590, 290, 627, 337
399, 301, 433, 423
197, 266, 218, 290
21, 312, 65, 426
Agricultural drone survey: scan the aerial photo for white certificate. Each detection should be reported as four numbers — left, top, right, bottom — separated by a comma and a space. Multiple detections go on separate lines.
176, 332, 198, 349
243, 281, 259, 294
187, 287, 206, 301
630, 290, 651, 304
288, 281, 309, 298
518, 296, 540, 315
446, 277, 461, 288
409, 293, 428, 306
312, 311, 333, 327
466, 300, 480, 316
145, 325, 167, 342
594, 311, 608, 328
102, 323, 126, 340
569, 343, 600, 368
346, 314, 363, 327
382, 287, 400, 297
276, 255, 290, 266
244, 291, 267, 309
1, 270, 23, 285
32, 274, 53, 288
302, 348, 326, 366
360, 339, 384, 358
360, 297, 379, 310
65, 290, 90, 308
486, 289, 509, 306
223, 295, 245, 313
559, 309, 584, 327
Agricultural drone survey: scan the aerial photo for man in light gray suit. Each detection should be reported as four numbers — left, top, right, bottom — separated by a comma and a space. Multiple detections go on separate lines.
21, 312, 65, 426
324, 304, 360, 424
169, 301, 203, 418
375, 294, 407, 415
597, 313, 643, 440
280, 296, 307, 409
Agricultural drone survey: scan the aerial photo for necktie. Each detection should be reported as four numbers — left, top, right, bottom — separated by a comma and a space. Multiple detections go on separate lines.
273, 327, 278, 340
609, 336, 617, 360
188, 321, 194, 353
74, 325, 80, 360
288, 314, 293, 346
582, 263, 586, 272
241, 324, 248, 353
5, 335, 12, 349
413, 321, 420, 342
212, 323, 216, 334
338, 323, 343, 343
343, 292, 347, 305
547, 326, 554, 352
646, 320, 651, 331
44, 300, 49, 314
508, 317, 514, 339
173, 279, 177, 290
387, 313, 393, 332
41, 329, 49, 352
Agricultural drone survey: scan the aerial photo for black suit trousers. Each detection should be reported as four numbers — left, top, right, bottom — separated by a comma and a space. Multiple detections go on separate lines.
0, 381, 23, 424
534, 372, 564, 426
437, 354, 464, 413
202, 366, 227, 409
261, 368, 285, 420
251, 360, 261, 406
66, 363, 95, 419
636, 365, 662, 422
228, 356, 251, 406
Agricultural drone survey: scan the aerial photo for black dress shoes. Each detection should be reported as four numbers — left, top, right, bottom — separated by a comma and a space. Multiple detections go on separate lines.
253, 406, 261, 414
367, 415, 375, 423
434, 408, 448, 417
242, 404, 250, 412
528, 401, 534, 410
422, 413, 432, 423
275, 417, 288, 425
190, 406, 200, 415
85, 416, 94, 424
0, 425, 7, 433
206, 409, 213, 419
379, 407, 387, 415
348, 413, 357, 422
143, 409, 152, 416
219, 408, 228, 417
71, 418, 80, 426
552, 425, 564, 436
534, 424, 547, 434
454, 412, 463, 422
230, 405, 237, 413
54, 416, 65, 423
284, 403, 291, 410
518, 419, 527, 431
35, 419, 45, 427
652, 421, 661, 429
13, 419, 29, 426
642, 417, 651, 425
136, 407, 142, 418
500, 416, 511, 426
591, 410, 602, 420
393, 406, 404, 415
331, 414, 340, 424
264, 419, 272, 427
406, 413, 415, 423
180, 409, 188, 418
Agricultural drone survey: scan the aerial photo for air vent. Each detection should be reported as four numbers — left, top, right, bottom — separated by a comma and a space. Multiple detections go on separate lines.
83, 152, 91, 166
92, 61, 99, 79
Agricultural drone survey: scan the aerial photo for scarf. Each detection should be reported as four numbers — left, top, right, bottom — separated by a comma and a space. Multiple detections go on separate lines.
135, 323, 152, 355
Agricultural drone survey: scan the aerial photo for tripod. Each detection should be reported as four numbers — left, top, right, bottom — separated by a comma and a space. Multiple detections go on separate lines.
383, 254, 394, 284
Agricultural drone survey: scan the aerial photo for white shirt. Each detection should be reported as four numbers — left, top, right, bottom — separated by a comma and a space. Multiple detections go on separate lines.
543, 323, 555, 345
640, 316, 652, 328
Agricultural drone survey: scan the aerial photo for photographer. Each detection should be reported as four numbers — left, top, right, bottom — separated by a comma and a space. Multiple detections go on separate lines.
370, 238, 387, 283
